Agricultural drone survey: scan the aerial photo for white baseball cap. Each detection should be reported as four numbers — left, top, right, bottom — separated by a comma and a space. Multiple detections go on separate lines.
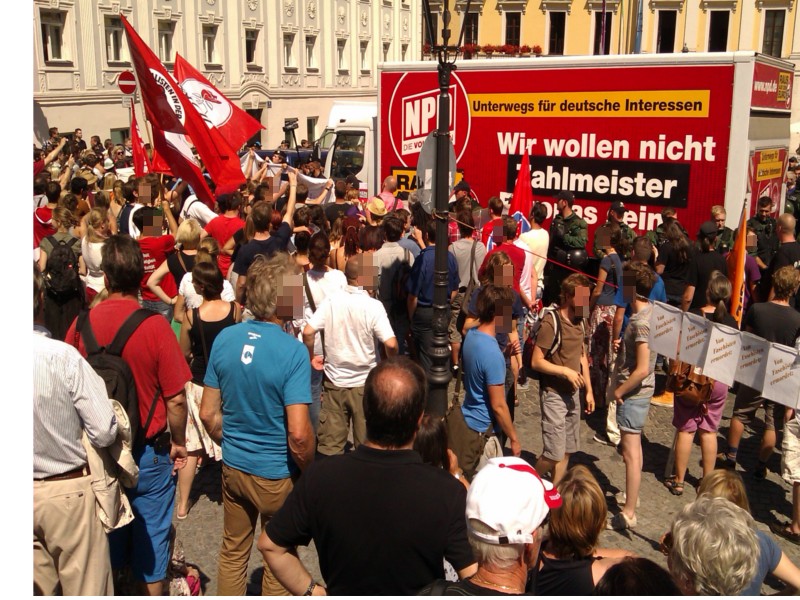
466, 457, 562, 545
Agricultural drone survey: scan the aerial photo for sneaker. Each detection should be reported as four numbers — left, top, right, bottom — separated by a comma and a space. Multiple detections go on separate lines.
715, 452, 737, 470
615, 491, 640, 508
607, 511, 637, 530
650, 391, 674, 407
593, 432, 617, 447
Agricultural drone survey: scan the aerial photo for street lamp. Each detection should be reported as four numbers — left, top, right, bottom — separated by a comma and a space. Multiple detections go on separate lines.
420, 0, 472, 416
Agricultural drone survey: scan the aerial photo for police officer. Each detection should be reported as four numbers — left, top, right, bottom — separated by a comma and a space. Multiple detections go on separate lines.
711, 205, 735, 254
545, 190, 588, 305
746, 195, 779, 270
646, 206, 687, 250
593, 201, 635, 259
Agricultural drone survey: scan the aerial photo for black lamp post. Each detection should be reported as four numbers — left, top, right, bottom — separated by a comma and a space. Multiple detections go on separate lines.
420, 0, 472, 416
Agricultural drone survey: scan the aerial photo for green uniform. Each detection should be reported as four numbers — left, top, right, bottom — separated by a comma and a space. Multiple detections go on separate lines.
593, 220, 635, 259
550, 212, 588, 251
786, 188, 800, 237
714, 226, 735, 254
746, 215, 778, 266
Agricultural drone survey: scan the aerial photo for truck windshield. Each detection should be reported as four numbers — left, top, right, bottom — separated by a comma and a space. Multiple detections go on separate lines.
329, 132, 365, 180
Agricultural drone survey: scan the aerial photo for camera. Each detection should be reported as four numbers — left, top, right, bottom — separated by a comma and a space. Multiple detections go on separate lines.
282, 118, 299, 132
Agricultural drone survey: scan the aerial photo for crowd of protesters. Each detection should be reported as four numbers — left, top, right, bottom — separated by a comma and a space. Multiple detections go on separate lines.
32, 130, 800, 595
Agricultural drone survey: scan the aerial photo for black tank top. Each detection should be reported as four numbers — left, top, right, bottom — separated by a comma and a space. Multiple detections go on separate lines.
189, 302, 236, 384
533, 552, 598, 596
167, 251, 195, 289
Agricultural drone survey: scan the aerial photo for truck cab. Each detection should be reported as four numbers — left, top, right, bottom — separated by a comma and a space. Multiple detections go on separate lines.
323, 116, 377, 195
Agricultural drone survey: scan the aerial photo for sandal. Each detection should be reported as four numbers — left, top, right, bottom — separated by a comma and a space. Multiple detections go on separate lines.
770, 521, 800, 546
663, 479, 684, 496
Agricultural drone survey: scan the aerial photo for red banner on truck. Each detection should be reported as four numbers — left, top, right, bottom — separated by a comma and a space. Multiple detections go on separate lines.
381, 62, 736, 243
751, 62, 793, 112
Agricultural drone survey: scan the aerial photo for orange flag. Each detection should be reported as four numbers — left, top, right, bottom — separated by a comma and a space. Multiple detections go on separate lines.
727, 200, 748, 326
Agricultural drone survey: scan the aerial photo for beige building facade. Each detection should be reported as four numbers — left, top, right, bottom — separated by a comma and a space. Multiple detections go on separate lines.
33, 0, 421, 149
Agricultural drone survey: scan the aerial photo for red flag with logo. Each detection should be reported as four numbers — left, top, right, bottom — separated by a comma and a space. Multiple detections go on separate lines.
727, 201, 748, 326
173, 54, 263, 150
130, 106, 151, 177
121, 15, 244, 205
509, 151, 534, 237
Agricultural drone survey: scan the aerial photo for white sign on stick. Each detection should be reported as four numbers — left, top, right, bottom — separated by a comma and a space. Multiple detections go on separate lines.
648, 302, 682, 360
760, 343, 800, 408
700, 322, 742, 387
734, 331, 770, 389
679, 312, 709, 367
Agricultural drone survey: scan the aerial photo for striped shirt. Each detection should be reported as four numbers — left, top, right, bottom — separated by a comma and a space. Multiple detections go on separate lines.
33, 329, 118, 479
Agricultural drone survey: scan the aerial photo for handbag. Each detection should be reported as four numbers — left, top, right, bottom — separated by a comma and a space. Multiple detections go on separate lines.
666, 359, 713, 409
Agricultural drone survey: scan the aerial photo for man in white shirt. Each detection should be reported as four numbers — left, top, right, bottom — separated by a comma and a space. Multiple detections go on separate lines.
373, 216, 415, 354
303, 254, 399, 455
179, 193, 217, 226
516, 202, 549, 305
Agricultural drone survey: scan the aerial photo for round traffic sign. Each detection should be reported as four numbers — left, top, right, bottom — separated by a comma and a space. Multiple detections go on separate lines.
118, 71, 137, 95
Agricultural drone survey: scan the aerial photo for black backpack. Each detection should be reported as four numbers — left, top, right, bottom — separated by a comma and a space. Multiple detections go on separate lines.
390, 249, 413, 316
43, 236, 81, 298
75, 308, 160, 447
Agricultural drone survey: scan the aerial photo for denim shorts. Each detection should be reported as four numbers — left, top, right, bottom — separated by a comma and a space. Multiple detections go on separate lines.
616, 396, 652, 433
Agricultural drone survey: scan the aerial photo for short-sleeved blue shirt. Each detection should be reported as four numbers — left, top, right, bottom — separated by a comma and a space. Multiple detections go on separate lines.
405, 246, 459, 306
204, 320, 311, 479
613, 272, 667, 333
461, 329, 507, 433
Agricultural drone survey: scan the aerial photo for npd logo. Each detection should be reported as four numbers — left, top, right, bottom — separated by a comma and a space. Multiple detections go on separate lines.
388, 72, 471, 168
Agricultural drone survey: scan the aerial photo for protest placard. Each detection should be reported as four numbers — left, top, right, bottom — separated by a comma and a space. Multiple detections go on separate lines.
648, 302, 682, 360
678, 311, 709, 367
734, 331, 770, 390
699, 322, 742, 387
760, 343, 800, 408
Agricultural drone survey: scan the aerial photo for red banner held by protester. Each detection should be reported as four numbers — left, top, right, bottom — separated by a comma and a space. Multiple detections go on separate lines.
728, 201, 748, 326
173, 54, 263, 151
121, 15, 244, 205
509, 151, 534, 235
130, 106, 151, 177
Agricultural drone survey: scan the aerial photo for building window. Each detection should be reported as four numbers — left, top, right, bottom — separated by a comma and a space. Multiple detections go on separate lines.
105, 16, 126, 63
708, 11, 729, 52
593, 11, 612, 55
763, 9, 785, 57
505, 12, 521, 47
307, 116, 318, 142
284, 33, 296, 69
306, 35, 317, 70
41, 10, 66, 62
158, 20, 175, 63
202, 25, 218, 64
337, 38, 348, 71
548, 12, 566, 55
423, 13, 438, 45
656, 10, 677, 53
360, 40, 370, 72
383, 42, 390, 62
464, 13, 479, 46
245, 29, 259, 65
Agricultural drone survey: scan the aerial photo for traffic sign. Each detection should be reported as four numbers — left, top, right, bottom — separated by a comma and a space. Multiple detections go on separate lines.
415, 131, 456, 215
118, 71, 137, 95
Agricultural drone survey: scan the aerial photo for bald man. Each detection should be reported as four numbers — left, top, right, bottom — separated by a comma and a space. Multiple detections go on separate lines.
303, 253, 399, 455
767, 213, 800, 303
379, 176, 403, 211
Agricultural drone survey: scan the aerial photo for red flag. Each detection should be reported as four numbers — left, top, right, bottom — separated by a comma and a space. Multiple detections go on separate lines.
130, 106, 151, 177
173, 54, 263, 151
509, 152, 534, 236
121, 16, 244, 205
727, 201, 748, 326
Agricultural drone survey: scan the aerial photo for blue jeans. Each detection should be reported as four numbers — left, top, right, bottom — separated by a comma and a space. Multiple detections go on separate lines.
310, 367, 323, 433
141, 298, 173, 322
109, 442, 176, 583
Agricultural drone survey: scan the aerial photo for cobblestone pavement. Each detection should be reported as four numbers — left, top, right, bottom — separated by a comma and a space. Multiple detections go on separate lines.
173, 379, 800, 595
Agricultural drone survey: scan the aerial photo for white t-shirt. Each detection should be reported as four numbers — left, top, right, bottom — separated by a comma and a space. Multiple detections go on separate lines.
179, 195, 217, 227
518, 228, 550, 287
293, 268, 348, 356
178, 272, 236, 310
307, 285, 396, 387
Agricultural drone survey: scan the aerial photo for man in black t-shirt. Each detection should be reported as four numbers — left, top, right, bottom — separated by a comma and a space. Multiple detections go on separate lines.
681, 221, 727, 311
259, 357, 477, 596
722, 265, 800, 479
767, 214, 800, 304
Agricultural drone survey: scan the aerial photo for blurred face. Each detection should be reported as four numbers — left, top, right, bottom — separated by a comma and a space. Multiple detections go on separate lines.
142, 214, 164, 237
571, 285, 591, 318
714, 212, 726, 229
75, 129, 82, 140
357, 254, 380, 292
787, 171, 797, 186
746, 231, 758, 251
757, 204, 771, 220
275, 273, 304, 321
596, 228, 611, 249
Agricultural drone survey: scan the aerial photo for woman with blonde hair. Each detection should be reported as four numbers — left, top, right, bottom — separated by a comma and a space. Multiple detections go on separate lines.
178, 251, 241, 519
147, 218, 202, 335
697, 470, 800, 595
81, 207, 112, 303
535, 465, 633, 594
38, 206, 81, 274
